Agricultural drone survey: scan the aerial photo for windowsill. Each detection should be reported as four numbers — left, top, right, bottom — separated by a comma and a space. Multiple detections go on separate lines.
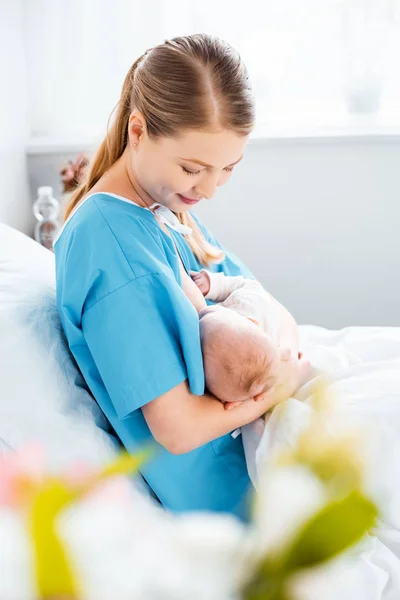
251, 124, 400, 142
25, 125, 400, 155
26, 136, 101, 154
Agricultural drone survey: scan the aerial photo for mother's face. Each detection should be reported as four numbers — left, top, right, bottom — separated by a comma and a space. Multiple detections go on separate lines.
129, 114, 249, 212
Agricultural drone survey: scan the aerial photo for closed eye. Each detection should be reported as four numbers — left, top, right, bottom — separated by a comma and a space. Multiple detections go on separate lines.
181, 166, 201, 176
181, 166, 234, 176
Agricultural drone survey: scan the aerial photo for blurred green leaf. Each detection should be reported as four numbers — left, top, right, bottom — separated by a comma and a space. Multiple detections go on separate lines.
283, 490, 377, 571
243, 571, 289, 600
244, 491, 377, 600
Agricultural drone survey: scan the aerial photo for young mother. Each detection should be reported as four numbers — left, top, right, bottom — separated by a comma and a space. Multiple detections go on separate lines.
55, 34, 299, 520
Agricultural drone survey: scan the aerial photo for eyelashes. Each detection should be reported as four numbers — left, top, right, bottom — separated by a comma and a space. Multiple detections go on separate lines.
181, 166, 234, 176
181, 166, 199, 176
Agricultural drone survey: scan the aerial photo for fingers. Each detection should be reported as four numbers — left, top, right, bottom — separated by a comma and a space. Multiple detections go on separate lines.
224, 400, 243, 410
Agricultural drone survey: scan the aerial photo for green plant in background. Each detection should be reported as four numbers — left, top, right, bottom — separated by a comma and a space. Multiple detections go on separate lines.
242, 379, 378, 600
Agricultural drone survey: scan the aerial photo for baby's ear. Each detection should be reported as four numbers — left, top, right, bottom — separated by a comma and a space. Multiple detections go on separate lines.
246, 317, 260, 327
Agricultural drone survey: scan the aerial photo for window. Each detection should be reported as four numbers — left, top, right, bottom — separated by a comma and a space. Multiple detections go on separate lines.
25, 0, 400, 140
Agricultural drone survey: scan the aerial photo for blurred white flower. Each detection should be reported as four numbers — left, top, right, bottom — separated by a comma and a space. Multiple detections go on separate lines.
288, 554, 361, 600
60, 479, 176, 600
60, 481, 251, 600
254, 464, 328, 558
171, 513, 251, 600
0, 509, 35, 600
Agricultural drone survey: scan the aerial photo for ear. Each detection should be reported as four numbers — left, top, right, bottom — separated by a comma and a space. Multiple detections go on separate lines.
128, 110, 146, 145
246, 317, 260, 327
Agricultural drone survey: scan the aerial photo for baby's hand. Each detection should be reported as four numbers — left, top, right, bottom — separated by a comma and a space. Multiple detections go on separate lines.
190, 270, 210, 296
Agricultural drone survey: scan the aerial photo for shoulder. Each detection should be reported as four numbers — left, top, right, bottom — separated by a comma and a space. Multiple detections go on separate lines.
57, 193, 159, 248
55, 193, 180, 310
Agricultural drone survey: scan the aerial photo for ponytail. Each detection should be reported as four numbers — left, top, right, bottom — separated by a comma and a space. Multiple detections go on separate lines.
64, 55, 145, 220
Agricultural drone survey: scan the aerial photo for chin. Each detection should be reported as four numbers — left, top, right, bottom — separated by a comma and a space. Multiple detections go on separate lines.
161, 196, 188, 213
175, 200, 193, 212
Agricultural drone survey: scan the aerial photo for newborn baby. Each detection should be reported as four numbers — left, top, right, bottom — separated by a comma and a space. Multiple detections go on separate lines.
192, 270, 311, 409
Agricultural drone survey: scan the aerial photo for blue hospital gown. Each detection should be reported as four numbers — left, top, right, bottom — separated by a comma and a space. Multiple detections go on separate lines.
54, 192, 254, 519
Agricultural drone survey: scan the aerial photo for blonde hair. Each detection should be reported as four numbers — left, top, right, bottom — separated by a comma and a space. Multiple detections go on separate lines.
65, 34, 255, 266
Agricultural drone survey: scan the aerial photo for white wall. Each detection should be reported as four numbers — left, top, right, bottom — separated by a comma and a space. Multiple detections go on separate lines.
196, 137, 400, 329
0, 0, 31, 234
27, 136, 400, 329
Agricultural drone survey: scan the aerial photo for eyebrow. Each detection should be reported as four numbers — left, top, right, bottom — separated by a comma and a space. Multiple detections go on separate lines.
179, 155, 243, 168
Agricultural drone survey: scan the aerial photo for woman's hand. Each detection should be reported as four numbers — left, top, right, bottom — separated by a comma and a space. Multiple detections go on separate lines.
190, 270, 210, 296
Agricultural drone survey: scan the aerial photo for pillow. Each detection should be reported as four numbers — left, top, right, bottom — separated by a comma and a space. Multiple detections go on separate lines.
0, 223, 118, 469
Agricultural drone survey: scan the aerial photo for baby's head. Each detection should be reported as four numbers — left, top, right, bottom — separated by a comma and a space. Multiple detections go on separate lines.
199, 305, 280, 403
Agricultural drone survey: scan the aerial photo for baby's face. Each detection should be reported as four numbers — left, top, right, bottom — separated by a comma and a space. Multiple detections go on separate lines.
199, 305, 280, 403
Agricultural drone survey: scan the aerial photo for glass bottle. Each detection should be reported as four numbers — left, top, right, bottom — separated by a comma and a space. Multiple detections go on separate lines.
33, 186, 60, 251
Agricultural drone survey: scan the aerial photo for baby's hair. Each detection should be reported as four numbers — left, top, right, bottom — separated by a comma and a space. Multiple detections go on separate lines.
66, 34, 255, 266
240, 352, 277, 397
201, 316, 278, 400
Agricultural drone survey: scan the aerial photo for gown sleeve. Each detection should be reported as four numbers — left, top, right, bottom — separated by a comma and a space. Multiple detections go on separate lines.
82, 271, 204, 419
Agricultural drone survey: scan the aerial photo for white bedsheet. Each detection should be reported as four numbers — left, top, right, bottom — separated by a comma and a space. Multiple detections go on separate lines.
243, 325, 400, 599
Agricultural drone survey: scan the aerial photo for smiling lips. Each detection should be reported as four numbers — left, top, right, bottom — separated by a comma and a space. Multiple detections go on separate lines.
178, 194, 201, 206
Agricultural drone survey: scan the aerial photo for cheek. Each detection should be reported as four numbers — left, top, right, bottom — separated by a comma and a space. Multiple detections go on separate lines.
159, 168, 190, 194
137, 157, 179, 192
174, 173, 196, 193
218, 172, 232, 187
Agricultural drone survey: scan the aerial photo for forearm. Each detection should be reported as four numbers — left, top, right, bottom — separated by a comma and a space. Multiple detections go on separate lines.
142, 380, 285, 455
180, 391, 275, 450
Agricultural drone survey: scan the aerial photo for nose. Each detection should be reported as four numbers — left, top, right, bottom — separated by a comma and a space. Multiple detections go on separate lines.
194, 183, 216, 201
194, 173, 219, 200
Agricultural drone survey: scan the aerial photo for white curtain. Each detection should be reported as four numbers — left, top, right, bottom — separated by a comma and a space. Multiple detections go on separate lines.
24, 0, 400, 139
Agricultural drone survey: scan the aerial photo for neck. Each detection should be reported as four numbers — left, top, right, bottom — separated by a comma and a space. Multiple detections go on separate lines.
103, 150, 155, 209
